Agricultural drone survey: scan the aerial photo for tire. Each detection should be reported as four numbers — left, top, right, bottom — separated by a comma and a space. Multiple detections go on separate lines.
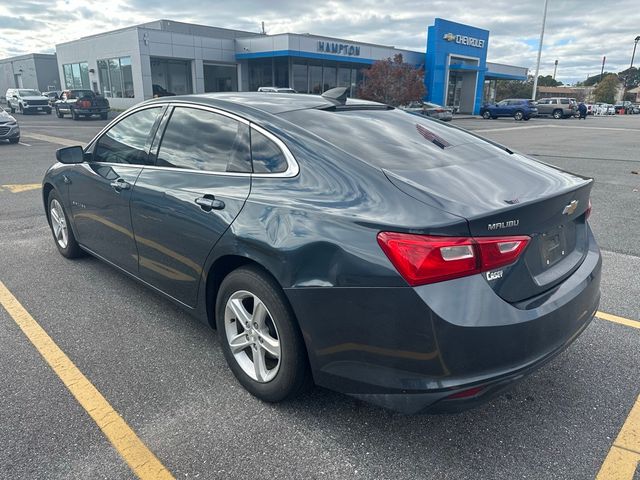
482, 111, 491, 119
514, 110, 524, 121
47, 109, 52, 115
9, 106, 15, 113
19, 104, 25, 115
71, 109, 79, 120
552, 109, 563, 119
47, 190, 83, 259
491, 116, 497, 119
56, 107, 64, 118
523, 116, 530, 121
9, 137, 19, 144
100, 113, 108, 120
216, 266, 311, 403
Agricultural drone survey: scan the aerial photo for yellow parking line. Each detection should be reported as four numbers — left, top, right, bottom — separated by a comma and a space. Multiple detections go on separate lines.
0, 281, 174, 480
0, 183, 41, 193
596, 311, 640, 330
596, 394, 640, 479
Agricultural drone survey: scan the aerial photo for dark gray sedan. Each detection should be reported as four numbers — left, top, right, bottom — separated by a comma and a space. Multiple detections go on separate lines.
43, 91, 601, 413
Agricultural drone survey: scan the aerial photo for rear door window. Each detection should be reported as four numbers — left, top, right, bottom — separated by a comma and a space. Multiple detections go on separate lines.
251, 128, 287, 173
156, 106, 251, 173
93, 107, 162, 164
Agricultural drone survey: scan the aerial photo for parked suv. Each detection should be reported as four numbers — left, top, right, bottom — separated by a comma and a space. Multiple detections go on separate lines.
536, 97, 577, 119
480, 99, 538, 121
5, 88, 52, 115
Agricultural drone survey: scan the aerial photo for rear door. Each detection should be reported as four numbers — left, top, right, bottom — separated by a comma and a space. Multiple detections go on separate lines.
130, 105, 252, 306
68, 106, 164, 273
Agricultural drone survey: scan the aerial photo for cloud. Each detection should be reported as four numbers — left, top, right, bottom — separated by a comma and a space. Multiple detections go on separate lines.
0, 0, 639, 83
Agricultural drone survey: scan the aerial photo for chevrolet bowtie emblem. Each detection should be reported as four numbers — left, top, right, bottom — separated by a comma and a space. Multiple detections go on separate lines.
443, 33, 456, 42
562, 200, 579, 215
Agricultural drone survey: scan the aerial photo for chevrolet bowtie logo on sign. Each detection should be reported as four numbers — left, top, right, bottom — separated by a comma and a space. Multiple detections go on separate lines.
442, 32, 485, 48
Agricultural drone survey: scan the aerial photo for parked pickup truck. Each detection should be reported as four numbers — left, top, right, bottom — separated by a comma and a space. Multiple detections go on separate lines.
55, 90, 110, 120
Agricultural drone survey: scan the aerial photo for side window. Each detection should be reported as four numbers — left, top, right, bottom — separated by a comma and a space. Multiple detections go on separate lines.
93, 107, 161, 164
497, 100, 507, 106
156, 107, 251, 173
561, 99, 569, 104
251, 128, 288, 174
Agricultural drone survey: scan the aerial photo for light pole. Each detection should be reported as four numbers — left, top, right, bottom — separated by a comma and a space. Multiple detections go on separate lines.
532, 0, 550, 99
552, 59, 558, 80
631, 35, 640, 69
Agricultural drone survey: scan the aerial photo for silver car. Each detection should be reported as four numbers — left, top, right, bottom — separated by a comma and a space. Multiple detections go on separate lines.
0, 109, 20, 144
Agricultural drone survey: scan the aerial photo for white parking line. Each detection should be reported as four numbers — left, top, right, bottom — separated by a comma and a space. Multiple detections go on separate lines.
18, 142, 31, 147
476, 124, 640, 134
20, 132, 80, 147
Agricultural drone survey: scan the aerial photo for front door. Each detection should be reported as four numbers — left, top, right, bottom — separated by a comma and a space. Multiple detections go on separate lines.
131, 105, 252, 306
68, 106, 164, 272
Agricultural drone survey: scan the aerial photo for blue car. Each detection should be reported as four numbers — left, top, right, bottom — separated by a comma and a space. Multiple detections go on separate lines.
43, 90, 599, 413
480, 98, 538, 121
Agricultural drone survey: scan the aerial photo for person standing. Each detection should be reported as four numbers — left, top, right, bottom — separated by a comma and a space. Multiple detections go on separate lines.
578, 102, 588, 119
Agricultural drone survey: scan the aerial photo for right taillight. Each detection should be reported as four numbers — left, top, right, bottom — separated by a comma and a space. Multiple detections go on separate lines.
585, 199, 592, 219
377, 232, 530, 286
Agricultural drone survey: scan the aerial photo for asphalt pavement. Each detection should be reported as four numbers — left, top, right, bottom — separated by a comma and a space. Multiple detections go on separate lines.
0, 110, 638, 479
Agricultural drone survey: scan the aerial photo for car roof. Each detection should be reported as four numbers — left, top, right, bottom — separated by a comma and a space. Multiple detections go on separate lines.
144, 92, 383, 116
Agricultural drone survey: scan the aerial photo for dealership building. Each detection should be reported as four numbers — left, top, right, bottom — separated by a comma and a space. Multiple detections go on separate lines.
52, 17, 527, 114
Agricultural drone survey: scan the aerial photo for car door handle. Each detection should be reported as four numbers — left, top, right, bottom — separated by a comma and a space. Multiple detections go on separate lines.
195, 195, 225, 212
110, 178, 131, 191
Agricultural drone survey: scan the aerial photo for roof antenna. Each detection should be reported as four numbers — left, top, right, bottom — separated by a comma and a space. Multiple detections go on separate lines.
260, 21, 266, 35
321, 86, 349, 105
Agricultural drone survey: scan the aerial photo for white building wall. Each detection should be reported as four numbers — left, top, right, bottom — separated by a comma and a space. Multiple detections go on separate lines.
56, 28, 142, 109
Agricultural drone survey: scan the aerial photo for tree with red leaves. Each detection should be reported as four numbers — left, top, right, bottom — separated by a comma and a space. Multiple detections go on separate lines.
358, 54, 426, 106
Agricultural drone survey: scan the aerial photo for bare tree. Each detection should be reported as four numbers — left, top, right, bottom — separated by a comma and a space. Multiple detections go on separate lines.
358, 54, 425, 106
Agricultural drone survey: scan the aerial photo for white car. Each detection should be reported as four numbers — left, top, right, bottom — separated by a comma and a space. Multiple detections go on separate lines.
257, 87, 297, 93
5, 88, 52, 115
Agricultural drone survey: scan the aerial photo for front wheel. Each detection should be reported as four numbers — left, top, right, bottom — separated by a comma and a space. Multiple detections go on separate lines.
552, 109, 563, 119
9, 137, 19, 144
56, 107, 64, 118
47, 190, 83, 258
216, 266, 311, 403
514, 110, 524, 121
71, 109, 79, 120
482, 111, 491, 119
100, 112, 108, 120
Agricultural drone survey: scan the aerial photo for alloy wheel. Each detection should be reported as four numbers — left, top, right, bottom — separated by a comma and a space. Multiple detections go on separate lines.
50, 199, 69, 249
224, 290, 281, 383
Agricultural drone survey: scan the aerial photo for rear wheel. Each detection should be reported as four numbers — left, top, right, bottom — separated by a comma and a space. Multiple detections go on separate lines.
552, 109, 563, 119
71, 109, 79, 120
100, 112, 108, 120
56, 107, 64, 118
523, 116, 531, 121
216, 266, 311, 403
482, 111, 491, 120
47, 190, 83, 259
514, 110, 524, 121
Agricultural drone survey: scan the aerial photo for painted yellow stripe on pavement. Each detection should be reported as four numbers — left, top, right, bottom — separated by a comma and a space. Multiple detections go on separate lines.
0, 281, 174, 480
596, 311, 640, 330
597, 394, 640, 479
21, 132, 81, 147
0, 183, 41, 193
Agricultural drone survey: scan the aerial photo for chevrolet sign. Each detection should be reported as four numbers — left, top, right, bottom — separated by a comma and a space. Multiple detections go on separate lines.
443, 32, 485, 49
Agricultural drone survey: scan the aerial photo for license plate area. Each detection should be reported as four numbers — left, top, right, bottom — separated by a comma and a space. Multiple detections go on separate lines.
540, 225, 568, 268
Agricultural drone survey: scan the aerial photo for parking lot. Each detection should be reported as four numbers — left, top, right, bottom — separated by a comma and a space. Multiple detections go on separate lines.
1, 111, 639, 479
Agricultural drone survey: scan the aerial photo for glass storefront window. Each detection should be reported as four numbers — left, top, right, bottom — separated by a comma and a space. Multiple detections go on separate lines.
292, 62, 308, 93
97, 57, 134, 98
323, 66, 336, 91
63, 62, 90, 89
309, 65, 322, 94
274, 58, 289, 88
337, 68, 351, 88
204, 64, 237, 92
150, 58, 192, 96
249, 59, 273, 91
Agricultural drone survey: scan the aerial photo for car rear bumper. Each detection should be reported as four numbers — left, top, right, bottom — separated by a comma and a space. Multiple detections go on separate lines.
286, 227, 601, 413
75, 108, 110, 115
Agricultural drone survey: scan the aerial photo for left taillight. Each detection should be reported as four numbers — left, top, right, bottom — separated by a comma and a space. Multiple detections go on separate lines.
377, 232, 530, 286
585, 199, 592, 220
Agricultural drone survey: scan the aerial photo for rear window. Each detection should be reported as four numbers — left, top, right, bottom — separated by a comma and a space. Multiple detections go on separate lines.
560, 99, 570, 104
280, 108, 497, 170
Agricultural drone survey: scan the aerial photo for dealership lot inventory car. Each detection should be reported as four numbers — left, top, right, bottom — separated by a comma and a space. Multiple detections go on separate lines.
480, 99, 538, 120
0, 109, 20, 143
55, 89, 110, 120
43, 91, 601, 413
5, 88, 52, 115
536, 97, 577, 119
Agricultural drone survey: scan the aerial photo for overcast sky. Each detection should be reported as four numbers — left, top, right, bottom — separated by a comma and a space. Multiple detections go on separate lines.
1, 0, 639, 84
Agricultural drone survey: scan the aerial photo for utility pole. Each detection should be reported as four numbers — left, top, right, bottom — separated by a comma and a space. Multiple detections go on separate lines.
552, 60, 558, 80
531, 0, 550, 100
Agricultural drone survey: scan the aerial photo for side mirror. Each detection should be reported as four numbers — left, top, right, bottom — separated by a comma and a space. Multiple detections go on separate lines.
56, 146, 85, 164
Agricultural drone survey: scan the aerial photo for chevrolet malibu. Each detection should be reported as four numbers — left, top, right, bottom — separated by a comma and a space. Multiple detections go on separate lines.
42, 90, 601, 413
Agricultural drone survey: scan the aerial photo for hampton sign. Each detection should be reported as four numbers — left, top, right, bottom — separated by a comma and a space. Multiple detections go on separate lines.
442, 32, 485, 49
317, 41, 361, 56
